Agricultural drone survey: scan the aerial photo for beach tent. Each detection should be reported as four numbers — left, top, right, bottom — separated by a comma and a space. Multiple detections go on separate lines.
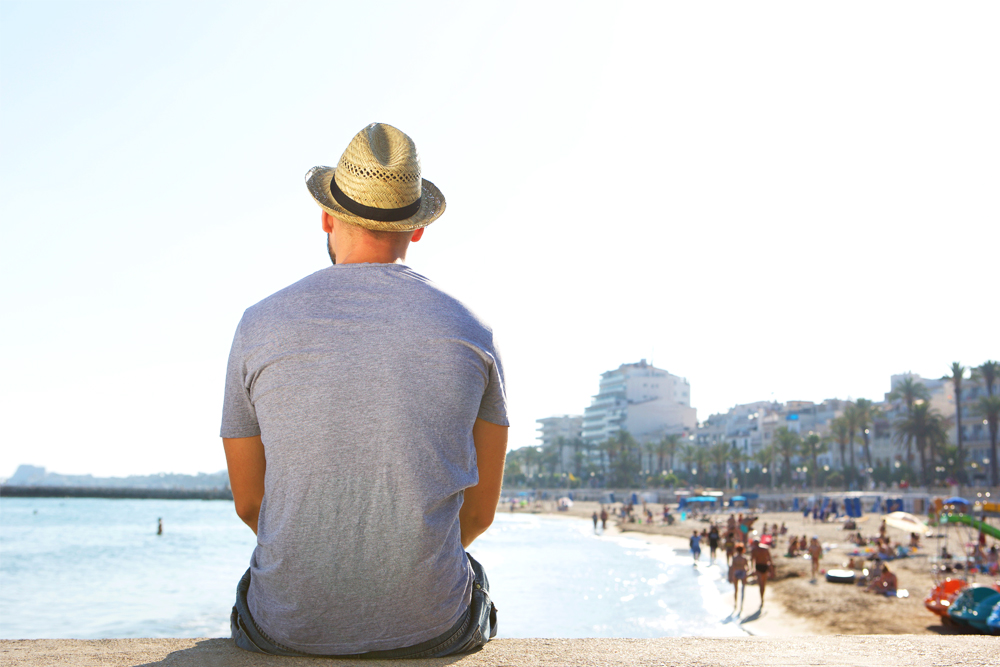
631, 492, 639, 505
885, 498, 904, 513
792, 497, 800, 511
872, 496, 882, 514
844, 497, 863, 518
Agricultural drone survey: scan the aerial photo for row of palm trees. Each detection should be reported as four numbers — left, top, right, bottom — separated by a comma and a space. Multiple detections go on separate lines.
504, 360, 1000, 490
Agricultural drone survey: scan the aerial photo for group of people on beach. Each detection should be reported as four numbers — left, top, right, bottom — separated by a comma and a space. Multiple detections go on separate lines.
686, 514, 778, 612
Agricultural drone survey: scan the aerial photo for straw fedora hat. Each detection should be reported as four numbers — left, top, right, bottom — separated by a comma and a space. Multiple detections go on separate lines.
305, 123, 445, 232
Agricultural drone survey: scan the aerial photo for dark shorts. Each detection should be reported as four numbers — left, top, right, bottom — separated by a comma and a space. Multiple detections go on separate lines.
756, 562, 770, 574
231, 553, 497, 658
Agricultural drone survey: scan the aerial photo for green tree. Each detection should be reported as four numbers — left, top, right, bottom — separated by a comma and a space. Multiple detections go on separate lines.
830, 416, 851, 472
854, 398, 879, 471
603, 430, 641, 488
888, 375, 931, 465
894, 402, 950, 486
974, 361, 999, 487
942, 363, 967, 481
656, 434, 681, 474
773, 427, 801, 486
975, 396, 1000, 488
710, 442, 732, 487
753, 445, 775, 489
800, 433, 828, 487
844, 403, 860, 472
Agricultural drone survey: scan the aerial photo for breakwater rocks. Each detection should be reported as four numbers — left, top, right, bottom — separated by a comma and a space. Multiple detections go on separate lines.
0, 485, 233, 500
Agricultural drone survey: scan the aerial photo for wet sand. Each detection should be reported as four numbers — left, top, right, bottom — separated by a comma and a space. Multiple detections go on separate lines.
521, 499, 987, 636
517, 500, 823, 637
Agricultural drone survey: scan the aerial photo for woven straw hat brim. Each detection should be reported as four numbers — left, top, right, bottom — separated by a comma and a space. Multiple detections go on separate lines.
305, 166, 445, 232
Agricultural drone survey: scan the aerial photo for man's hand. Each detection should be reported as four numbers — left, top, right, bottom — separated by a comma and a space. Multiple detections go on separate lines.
223, 436, 266, 535
460, 419, 508, 548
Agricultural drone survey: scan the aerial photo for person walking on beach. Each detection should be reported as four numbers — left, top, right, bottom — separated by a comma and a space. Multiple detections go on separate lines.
708, 524, 720, 563
221, 123, 508, 658
729, 544, 748, 611
600, 507, 608, 531
592, 511, 599, 533
807, 536, 823, 582
690, 530, 702, 564
750, 539, 773, 608
156, 518, 163, 536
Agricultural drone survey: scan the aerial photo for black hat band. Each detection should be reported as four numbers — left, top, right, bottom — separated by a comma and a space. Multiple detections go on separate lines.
329, 175, 421, 223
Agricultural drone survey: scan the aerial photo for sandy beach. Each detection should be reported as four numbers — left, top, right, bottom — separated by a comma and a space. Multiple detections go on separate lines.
520, 499, 993, 637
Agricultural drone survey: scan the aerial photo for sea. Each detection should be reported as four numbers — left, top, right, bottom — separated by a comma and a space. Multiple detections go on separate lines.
0, 498, 747, 639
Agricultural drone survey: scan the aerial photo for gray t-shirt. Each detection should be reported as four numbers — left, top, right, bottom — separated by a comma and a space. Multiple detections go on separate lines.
221, 263, 507, 655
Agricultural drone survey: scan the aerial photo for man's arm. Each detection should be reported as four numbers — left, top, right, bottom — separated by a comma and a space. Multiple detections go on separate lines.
459, 418, 508, 548
223, 436, 266, 535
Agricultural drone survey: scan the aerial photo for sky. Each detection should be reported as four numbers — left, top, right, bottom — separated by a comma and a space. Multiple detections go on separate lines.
1, 1, 997, 478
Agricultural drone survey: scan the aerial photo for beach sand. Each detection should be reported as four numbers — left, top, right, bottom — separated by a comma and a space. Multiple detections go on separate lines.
520, 499, 989, 637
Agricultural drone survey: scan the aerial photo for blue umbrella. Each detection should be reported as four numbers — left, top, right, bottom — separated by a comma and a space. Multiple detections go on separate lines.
944, 496, 970, 505
731, 496, 747, 502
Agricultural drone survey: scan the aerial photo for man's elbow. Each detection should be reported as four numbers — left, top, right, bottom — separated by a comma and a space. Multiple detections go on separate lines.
463, 507, 496, 535
234, 500, 261, 525
470, 512, 495, 533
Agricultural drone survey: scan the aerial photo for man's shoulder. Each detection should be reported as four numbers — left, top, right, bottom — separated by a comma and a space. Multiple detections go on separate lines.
237, 264, 495, 338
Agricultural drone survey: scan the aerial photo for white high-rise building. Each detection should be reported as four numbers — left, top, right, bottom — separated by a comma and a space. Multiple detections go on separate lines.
582, 360, 697, 445
536, 415, 584, 472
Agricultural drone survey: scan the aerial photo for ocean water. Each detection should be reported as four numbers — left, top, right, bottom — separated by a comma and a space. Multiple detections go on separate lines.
0, 499, 744, 639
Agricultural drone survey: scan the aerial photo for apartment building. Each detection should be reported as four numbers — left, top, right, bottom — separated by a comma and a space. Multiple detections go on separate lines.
581, 360, 697, 446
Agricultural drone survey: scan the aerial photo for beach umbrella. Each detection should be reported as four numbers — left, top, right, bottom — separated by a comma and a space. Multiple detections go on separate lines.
943, 496, 970, 506
883, 511, 930, 534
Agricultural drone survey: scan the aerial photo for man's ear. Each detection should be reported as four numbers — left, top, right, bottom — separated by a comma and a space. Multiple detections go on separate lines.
411, 227, 424, 242
321, 210, 334, 234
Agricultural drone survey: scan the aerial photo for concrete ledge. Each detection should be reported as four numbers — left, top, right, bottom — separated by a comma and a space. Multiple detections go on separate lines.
1, 636, 997, 667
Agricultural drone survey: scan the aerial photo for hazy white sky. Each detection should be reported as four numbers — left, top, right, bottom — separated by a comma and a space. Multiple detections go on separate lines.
1, 1, 997, 478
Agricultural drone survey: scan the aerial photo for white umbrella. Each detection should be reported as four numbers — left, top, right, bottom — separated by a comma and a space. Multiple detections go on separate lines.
882, 511, 929, 534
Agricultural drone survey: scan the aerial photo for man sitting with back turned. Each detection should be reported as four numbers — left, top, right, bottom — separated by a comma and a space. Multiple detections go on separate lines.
220, 122, 508, 658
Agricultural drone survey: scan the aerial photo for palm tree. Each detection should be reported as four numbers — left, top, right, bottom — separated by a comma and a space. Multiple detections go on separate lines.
975, 361, 999, 487
773, 427, 801, 486
844, 403, 860, 472
831, 416, 850, 471
710, 442, 732, 487
800, 433, 828, 488
894, 402, 950, 486
888, 375, 931, 465
978, 360, 998, 397
942, 363, 967, 480
732, 445, 751, 489
975, 396, 1000, 487
753, 445, 774, 489
658, 434, 681, 473
854, 398, 879, 471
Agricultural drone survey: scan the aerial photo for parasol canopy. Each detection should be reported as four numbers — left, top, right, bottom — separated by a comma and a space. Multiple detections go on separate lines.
943, 496, 970, 506
882, 511, 930, 534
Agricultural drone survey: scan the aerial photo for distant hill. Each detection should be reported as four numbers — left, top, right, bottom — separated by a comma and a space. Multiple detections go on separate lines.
6, 465, 230, 490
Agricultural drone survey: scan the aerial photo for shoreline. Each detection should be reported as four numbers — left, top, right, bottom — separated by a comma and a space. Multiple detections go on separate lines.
518, 502, 823, 637
518, 499, 976, 636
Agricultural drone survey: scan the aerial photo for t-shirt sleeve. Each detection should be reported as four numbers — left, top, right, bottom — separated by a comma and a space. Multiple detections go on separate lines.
477, 338, 509, 426
220, 317, 261, 438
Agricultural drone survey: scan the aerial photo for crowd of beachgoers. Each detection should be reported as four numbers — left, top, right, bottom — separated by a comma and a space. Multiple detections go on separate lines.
516, 498, 1000, 635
